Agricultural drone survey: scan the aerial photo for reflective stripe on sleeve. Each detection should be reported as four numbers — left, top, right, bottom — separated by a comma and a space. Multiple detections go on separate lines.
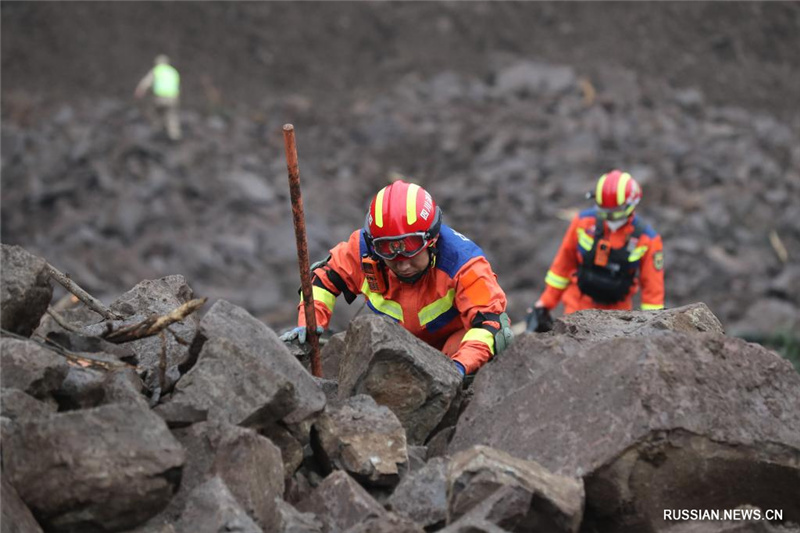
545, 270, 570, 290
360, 280, 403, 322
462, 328, 495, 356
641, 303, 664, 310
628, 245, 649, 262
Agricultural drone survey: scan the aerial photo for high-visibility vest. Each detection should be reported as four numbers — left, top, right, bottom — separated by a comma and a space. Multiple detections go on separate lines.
153, 64, 180, 98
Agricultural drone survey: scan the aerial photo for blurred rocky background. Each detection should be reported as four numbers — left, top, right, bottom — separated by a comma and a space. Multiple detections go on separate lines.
2, 3, 800, 363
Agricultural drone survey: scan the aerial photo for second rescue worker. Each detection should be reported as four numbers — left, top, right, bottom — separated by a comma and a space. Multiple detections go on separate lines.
280, 180, 513, 378
528, 170, 665, 331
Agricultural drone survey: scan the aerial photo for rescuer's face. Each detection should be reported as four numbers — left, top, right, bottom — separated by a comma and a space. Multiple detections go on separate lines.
384, 249, 430, 278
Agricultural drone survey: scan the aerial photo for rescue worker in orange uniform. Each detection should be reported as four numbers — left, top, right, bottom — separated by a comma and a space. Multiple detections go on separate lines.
527, 170, 664, 332
280, 180, 513, 378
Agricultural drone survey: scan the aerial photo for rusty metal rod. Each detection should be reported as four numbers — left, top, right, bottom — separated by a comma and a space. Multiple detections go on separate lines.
283, 124, 322, 377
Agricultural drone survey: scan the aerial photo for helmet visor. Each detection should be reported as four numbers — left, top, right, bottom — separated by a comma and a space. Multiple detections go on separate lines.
372, 233, 428, 261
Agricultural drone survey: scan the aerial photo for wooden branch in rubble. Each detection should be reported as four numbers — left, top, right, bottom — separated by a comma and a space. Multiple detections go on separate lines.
103, 298, 207, 344
45, 263, 123, 321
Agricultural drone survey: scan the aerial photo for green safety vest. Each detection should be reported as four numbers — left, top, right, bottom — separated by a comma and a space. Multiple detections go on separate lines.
153, 64, 180, 98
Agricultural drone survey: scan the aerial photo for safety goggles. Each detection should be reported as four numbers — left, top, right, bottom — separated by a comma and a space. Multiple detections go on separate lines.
597, 204, 633, 221
372, 232, 430, 261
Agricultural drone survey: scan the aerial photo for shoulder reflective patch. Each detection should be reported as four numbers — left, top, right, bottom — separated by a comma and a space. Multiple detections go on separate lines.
360, 280, 403, 322
577, 227, 594, 251
653, 251, 664, 271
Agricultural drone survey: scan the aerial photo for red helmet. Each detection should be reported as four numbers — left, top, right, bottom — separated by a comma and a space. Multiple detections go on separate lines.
364, 180, 442, 261
594, 170, 642, 221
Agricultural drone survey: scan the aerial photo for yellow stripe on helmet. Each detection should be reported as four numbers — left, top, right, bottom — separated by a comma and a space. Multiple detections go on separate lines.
374, 186, 387, 228
406, 183, 420, 225
595, 173, 607, 205
617, 172, 632, 206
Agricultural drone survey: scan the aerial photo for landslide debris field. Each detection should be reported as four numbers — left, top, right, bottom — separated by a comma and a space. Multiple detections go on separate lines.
2, 2, 800, 339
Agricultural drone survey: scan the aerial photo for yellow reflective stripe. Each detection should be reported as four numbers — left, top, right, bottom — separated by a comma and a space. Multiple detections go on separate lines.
641, 303, 664, 311
374, 186, 387, 228
577, 228, 594, 251
406, 183, 420, 225
545, 270, 570, 290
617, 172, 632, 205
417, 289, 455, 326
595, 173, 607, 204
462, 328, 495, 356
360, 280, 403, 322
313, 286, 336, 313
628, 245, 649, 262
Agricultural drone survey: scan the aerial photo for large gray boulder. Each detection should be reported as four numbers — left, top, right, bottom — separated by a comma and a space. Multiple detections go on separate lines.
296, 471, 387, 533
155, 337, 297, 428
275, 500, 323, 533
449, 332, 800, 532
1, 244, 53, 337
0, 337, 69, 406
175, 477, 263, 533
551, 302, 725, 340
1, 477, 43, 533
146, 420, 283, 530
337, 315, 462, 445
447, 446, 584, 532
2, 403, 185, 532
0, 388, 56, 421
386, 456, 449, 530
188, 299, 325, 424
311, 394, 408, 488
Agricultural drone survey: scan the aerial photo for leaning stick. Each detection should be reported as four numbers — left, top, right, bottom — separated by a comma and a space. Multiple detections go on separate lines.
46, 263, 123, 321
283, 124, 322, 378
103, 297, 207, 344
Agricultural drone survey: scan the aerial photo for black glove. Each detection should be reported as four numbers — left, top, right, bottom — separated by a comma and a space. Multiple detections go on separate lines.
526, 306, 554, 333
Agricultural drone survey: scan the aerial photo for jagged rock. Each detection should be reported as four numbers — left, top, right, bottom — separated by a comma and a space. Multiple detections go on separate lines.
320, 331, 346, 379
296, 471, 387, 533
2, 403, 185, 532
313, 377, 339, 402
188, 299, 325, 424
551, 303, 725, 340
447, 446, 584, 533
449, 333, 800, 532
406, 445, 428, 472
0, 338, 69, 405
337, 315, 462, 445
155, 337, 297, 428
275, 500, 324, 533
386, 456, 448, 530
342, 512, 425, 533
426, 427, 456, 460
175, 477, 263, 533
209, 425, 285, 532
1, 476, 43, 533
152, 421, 283, 527
0, 244, 53, 337
311, 395, 408, 488
260, 423, 304, 480
0, 388, 56, 421
83, 275, 200, 397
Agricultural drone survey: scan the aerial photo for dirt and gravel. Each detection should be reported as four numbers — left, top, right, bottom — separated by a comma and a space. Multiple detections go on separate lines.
2, 2, 800, 340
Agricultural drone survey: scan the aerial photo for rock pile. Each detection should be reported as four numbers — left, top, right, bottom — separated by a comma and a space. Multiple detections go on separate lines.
2, 243, 799, 532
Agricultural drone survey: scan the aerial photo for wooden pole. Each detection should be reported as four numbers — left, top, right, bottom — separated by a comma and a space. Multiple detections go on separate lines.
283, 124, 322, 377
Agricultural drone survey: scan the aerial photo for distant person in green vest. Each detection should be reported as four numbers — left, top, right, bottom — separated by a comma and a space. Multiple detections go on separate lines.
134, 54, 182, 141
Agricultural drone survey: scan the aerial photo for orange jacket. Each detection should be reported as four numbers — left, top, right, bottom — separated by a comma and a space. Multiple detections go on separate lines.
537, 209, 664, 314
298, 225, 508, 374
